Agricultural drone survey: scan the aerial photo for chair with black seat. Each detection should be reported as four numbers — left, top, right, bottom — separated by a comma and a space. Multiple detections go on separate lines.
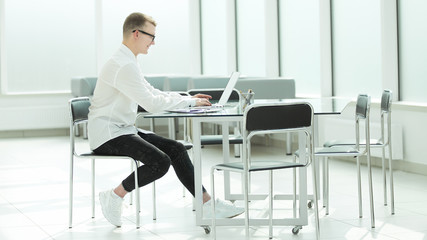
211, 102, 320, 239
235, 78, 296, 155
69, 97, 148, 228
70, 77, 98, 138
322, 90, 394, 214
296, 94, 376, 228
187, 88, 243, 156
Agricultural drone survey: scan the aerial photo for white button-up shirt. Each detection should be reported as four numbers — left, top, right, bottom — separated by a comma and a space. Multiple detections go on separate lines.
88, 44, 195, 150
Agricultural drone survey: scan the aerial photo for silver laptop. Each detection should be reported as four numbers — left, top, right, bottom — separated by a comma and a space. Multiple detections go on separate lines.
169, 72, 240, 113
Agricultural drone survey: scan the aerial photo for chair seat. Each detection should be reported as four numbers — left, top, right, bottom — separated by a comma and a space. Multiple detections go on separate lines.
177, 140, 193, 150
315, 146, 361, 154
214, 161, 305, 172
295, 146, 361, 157
78, 152, 134, 160
200, 135, 243, 145
323, 138, 384, 148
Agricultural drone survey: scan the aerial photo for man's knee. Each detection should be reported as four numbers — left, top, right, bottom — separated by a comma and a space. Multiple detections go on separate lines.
170, 141, 187, 158
157, 154, 171, 175
175, 141, 187, 152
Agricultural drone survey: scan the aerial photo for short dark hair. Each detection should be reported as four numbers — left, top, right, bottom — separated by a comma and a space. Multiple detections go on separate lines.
123, 12, 156, 37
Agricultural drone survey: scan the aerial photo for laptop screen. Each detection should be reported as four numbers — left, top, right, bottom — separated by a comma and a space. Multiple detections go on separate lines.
217, 72, 240, 106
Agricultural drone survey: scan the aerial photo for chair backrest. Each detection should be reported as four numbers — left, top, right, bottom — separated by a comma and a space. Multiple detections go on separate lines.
145, 76, 169, 91
244, 103, 313, 132
167, 76, 192, 91
235, 78, 295, 99
69, 97, 91, 124
188, 76, 230, 89
187, 88, 240, 101
355, 94, 370, 120
354, 94, 371, 150
70, 77, 97, 97
381, 89, 392, 113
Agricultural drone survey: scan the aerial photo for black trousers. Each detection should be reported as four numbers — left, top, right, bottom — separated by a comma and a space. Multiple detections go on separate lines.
93, 132, 206, 196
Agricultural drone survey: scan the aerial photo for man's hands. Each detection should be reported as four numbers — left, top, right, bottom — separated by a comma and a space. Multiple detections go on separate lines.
192, 93, 212, 106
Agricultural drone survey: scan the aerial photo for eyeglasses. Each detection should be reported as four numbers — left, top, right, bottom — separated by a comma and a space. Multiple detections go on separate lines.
132, 29, 155, 42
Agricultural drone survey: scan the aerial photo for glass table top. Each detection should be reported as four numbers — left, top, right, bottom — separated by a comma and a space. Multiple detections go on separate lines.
144, 97, 350, 119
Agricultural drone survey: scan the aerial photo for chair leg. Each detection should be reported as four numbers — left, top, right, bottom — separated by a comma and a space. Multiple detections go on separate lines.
382, 147, 387, 206
149, 118, 155, 132
83, 122, 88, 139
293, 156, 297, 218
322, 157, 326, 208
325, 157, 330, 215
311, 158, 321, 240
286, 132, 292, 155
234, 144, 241, 158
134, 160, 140, 229
69, 158, 74, 228
356, 156, 363, 218
269, 171, 273, 239
388, 144, 395, 215
74, 124, 80, 137
174, 118, 179, 136
367, 154, 376, 228
153, 181, 157, 220
244, 171, 250, 238
211, 168, 217, 240
91, 159, 95, 218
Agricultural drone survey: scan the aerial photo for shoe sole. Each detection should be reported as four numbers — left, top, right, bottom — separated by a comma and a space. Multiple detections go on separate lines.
226, 210, 244, 218
204, 207, 244, 219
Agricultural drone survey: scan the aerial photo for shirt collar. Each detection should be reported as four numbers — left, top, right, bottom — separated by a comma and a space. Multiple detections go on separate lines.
120, 44, 137, 62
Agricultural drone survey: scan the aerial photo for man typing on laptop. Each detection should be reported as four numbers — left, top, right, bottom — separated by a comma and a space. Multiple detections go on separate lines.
88, 12, 243, 227
168, 72, 240, 113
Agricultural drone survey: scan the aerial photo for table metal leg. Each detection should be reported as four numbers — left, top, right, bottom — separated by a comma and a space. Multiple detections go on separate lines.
192, 118, 203, 225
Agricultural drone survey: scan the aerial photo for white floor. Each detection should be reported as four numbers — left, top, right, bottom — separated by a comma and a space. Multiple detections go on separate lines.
1, 135, 427, 240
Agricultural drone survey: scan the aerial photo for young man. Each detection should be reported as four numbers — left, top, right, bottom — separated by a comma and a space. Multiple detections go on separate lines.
88, 12, 243, 227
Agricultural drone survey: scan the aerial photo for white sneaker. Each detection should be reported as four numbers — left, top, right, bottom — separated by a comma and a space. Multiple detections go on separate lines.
203, 199, 244, 219
99, 189, 124, 227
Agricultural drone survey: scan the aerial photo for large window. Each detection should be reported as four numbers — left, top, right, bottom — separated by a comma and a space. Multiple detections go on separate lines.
331, 0, 382, 98
3, 0, 96, 93
398, 0, 427, 102
278, 0, 322, 97
101, 0, 193, 75
0, 0, 193, 94
200, 0, 230, 75
236, 0, 267, 76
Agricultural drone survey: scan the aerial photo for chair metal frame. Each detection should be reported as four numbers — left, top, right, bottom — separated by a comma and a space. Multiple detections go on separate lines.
304, 94, 376, 228
323, 90, 394, 214
235, 78, 296, 155
68, 97, 141, 228
211, 102, 320, 239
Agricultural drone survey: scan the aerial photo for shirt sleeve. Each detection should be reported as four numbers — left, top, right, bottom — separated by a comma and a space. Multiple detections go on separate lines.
113, 64, 195, 112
